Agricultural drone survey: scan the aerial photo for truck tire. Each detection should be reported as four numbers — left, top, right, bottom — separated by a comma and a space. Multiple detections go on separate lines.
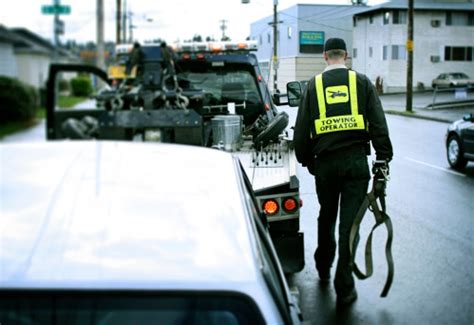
254, 111, 289, 148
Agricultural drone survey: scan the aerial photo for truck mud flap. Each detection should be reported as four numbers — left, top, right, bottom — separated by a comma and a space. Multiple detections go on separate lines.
271, 232, 304, 273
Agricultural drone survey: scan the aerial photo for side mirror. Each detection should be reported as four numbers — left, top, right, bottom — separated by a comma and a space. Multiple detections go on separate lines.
287, 81, 303, 107
463, 113, 474, 122
272, 91, 288, 106
272, 93, 281, 106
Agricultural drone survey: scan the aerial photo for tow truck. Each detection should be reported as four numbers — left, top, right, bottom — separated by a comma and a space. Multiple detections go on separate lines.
45, 40, 304, 273
107, 43, 137, 85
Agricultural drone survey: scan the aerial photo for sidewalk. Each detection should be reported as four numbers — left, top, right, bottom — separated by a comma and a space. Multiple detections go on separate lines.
380, 90, 474, 123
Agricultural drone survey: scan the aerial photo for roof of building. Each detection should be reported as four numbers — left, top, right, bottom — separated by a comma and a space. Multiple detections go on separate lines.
354, 0, 474, 16
0, 25, 26, 45
10, 27, 55, 55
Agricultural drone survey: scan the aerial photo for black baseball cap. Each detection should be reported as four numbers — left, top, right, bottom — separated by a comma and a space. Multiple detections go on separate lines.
324, 38, 347, 52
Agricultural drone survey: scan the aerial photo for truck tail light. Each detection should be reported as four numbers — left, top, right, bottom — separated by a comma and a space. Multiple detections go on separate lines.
283, 197, 298, 212
263, 199, 279, 215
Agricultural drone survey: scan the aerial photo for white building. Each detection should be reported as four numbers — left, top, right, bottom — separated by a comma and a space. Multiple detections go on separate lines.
0, 25, 19, 78
352, 0, 474, 93
11, 28, 56, 89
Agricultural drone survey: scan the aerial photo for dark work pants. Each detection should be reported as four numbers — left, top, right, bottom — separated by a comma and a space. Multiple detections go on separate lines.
313, 146, 370, 296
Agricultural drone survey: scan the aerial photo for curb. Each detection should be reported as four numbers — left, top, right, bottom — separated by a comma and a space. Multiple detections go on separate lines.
384, 110, 452, 123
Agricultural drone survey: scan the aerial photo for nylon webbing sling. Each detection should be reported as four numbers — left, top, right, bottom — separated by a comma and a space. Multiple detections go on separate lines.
349, 170, 394, 297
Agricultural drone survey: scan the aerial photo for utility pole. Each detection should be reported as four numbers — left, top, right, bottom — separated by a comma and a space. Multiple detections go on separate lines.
128, 11, 134, 42
122, 0, 127, 43
96, 0, 105, 70
116, 0, 121, 44
220, 20, 228, 41
406, 0, 414, 112
272, 0, 279, 92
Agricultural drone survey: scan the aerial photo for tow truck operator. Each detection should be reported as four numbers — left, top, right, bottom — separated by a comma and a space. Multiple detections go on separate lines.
293, 37, 393, 305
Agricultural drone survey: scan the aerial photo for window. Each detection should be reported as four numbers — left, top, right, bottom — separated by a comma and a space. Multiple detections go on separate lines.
393, 10, 407, 24
259, 35, 262, 45
353, 16, 357, 27
267, 33, 271, 44
288, 26, 292, 39
391, 45, 406, 60
383, 45, 388, 60
446, 11, 474, 26
353, 48, 358, 58
445, 46, 473, 61
383, 11, 390, 25
0, 292, 266, 325
369, 47, 373, 58
369, 15, 373, 24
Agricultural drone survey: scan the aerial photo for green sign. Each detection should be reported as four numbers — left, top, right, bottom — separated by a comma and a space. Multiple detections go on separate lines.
299, 31, 324, 45
41, 4, 71, 15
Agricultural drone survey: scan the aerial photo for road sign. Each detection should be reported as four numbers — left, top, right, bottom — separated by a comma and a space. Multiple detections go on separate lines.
41, 4, 71, 15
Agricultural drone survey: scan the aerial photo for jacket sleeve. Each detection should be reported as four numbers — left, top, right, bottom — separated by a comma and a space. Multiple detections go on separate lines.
365, 77, 394, 162
293, 82, 313, 167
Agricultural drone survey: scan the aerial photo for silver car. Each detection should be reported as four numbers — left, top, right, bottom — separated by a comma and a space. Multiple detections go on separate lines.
0, 141, 301, 324
432, 72, 473, 89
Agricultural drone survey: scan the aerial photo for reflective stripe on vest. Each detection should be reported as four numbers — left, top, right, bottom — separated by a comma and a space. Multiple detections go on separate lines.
314, 70, 365, 135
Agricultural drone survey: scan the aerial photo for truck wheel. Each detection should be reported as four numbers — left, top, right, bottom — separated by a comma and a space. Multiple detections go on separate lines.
254, 111, 289, 148
447, 135, 467, 170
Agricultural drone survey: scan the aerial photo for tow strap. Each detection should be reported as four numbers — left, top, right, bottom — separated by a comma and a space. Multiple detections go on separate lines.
349, 168, 394, 297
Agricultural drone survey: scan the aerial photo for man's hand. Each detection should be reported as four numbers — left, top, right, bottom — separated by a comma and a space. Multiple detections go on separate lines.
372, 160, 389, 180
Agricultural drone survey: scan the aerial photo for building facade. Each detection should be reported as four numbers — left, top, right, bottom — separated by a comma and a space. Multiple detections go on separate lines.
250, 4, 366, 91
0, 25, 19, 78
352, 1, 474, 93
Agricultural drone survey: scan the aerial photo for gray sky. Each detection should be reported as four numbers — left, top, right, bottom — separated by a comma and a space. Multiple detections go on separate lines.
0, 0, 386, 44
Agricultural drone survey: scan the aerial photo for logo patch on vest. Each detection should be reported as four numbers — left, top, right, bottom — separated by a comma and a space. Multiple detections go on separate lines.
325, 85, 349, 104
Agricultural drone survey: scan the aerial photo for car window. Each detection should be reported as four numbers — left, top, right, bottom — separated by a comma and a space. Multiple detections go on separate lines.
452, 73, 468, 79
177, 69, 261, 105
0, 291, 265, 325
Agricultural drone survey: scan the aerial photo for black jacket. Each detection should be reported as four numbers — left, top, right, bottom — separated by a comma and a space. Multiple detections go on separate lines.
293, 67, 393, 167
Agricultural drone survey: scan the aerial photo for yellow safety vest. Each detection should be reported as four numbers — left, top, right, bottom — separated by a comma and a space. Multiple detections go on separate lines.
314, 70, 366, 135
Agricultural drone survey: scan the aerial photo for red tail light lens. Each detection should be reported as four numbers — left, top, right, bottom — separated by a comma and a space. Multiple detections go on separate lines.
263, 199, 279, 215
283, 197, 298, 212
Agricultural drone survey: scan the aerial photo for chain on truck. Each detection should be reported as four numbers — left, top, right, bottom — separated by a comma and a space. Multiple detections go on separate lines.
45, 39, 304, 273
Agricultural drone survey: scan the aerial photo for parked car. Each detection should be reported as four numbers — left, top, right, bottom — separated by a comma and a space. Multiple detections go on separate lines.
432, 73, 474, 89
446, 113, 474, 169
0, 141, 301, 324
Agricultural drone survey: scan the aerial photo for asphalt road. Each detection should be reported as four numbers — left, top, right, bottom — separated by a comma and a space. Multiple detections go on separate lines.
285, 113, 474, 325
